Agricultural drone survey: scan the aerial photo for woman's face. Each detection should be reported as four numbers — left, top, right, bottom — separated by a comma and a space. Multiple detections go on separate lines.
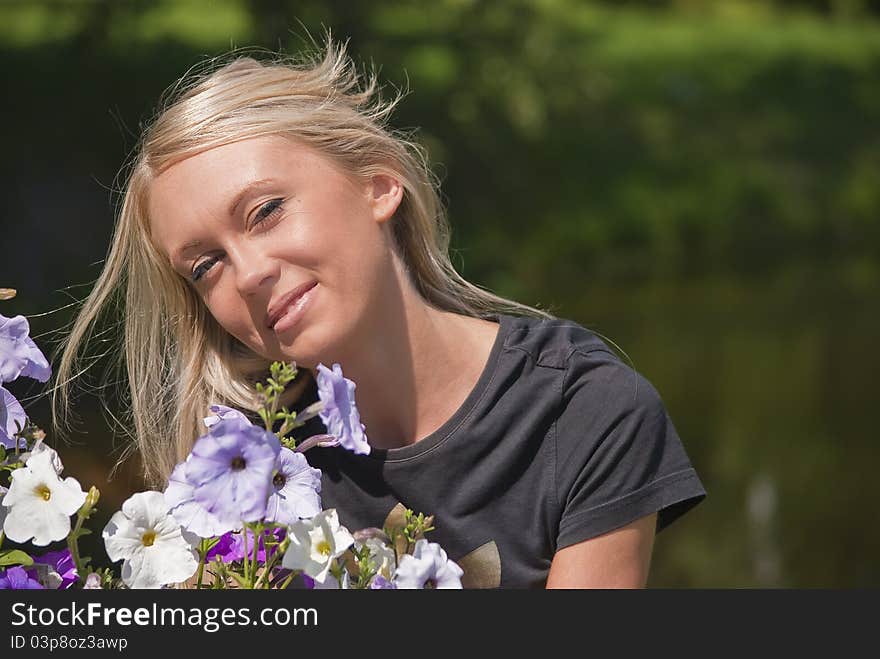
148, 135, 403, 368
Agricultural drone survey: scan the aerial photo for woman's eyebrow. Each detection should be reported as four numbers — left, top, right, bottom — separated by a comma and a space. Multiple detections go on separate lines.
171, 179, 281, 263
227, 178, 278, 217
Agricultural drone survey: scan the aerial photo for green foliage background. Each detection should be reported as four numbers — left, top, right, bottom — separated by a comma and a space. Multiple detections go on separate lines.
1, 0, 877, 587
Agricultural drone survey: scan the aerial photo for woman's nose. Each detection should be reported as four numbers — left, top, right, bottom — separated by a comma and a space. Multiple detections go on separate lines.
232, 246, 277, 296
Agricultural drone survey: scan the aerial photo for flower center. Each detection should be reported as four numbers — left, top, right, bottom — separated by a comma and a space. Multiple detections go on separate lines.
424, 578, 438, 589
141, 531, 157, 547
230, 456, 246, 471
273, 472, 286, 489
316, 540, 332, 557
34, 484, 51, 501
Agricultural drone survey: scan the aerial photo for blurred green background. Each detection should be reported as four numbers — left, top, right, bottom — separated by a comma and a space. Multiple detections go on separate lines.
1, 0, 878, 588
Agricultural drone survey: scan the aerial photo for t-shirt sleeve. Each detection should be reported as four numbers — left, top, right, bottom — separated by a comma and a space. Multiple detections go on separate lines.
554, 348, 707, 551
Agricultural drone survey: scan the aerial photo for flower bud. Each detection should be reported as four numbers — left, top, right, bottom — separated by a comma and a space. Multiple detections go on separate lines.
79, 486, 100, 515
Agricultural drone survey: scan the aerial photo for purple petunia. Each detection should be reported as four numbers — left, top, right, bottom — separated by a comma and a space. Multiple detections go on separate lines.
264, 448, 322, 526
0, 385, 27, 449
370, 574, 397, 589
0, 566, 44, 590
165, 460, 240, 538
184, 415, 280, 525
206, 527, 286, 564
316, 363, 370, 455
0, 314, 51, 384
203, 404, 251, 429
32, 549, 78, 589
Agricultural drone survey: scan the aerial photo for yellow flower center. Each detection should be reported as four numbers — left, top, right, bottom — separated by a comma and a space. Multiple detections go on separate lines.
141, 531, 157, 547
34, 484, 51, 501
316, 540, 332, 556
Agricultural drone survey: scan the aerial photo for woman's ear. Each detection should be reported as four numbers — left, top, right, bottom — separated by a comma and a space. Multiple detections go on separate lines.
368, 173, 404, 224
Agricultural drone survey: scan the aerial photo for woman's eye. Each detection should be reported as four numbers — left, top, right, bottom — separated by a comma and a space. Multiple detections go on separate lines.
252, 198, 284, 227
191, 255, 219, 283
188, 199, 284, 284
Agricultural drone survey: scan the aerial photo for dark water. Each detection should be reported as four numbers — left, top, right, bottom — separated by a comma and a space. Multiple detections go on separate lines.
562, 257, 880, 587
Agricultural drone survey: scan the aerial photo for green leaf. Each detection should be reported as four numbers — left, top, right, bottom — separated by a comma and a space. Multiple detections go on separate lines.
0, 550, 34, 567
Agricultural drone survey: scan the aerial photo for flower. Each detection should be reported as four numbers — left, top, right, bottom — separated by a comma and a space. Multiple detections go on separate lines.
164, 461, 239, 538
0, 314, 51, 384
32, 548, 78, 589
0, 566, 44, 590
264, 447, 322, 525
2, 448, 87, 546
0, 386, 27, 449
363, 537, 397, 581
369, 574, 397, 589
184, 415, 280, 525
316, 363, 370, 455
281, 509, 354, 584
83, 572, 103, 589
203, 404, 251, 429
19, 437, 63, 474
206, 527, 286, 564
102, 491, 199, 589
314, 571, 351, 589
393, 539, 464, 589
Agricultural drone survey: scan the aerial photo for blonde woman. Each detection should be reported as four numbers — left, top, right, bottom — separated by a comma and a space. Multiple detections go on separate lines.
53, 37, 705, 589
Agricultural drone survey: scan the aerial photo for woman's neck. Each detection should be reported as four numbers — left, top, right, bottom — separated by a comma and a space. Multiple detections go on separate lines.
311, 296, 499, 451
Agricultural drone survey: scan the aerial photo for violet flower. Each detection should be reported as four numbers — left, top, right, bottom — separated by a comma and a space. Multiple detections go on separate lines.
184, 415, 280, 525
264, 448, 322, 526
165, 460, 240, 538
0, 566, 44, 590
207, 527, 286, 564
0, 385, 27, 449
203, 404, 251, 429
0, 314, 51, 384
32, 548, 78, 589
370, 574, 397, 589
316, 363, 370, 455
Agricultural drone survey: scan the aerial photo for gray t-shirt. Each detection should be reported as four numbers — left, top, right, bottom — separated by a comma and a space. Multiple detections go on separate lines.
300, 312, 707, 588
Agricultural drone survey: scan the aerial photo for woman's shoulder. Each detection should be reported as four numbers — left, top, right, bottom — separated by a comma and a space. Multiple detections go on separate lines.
498, 312, 622, 370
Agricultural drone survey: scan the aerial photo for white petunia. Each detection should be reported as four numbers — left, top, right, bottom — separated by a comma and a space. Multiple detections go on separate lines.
102, 491, 199, 589
313, 571, 351, 589
362, 537, 396, 581
0, 485, 7, 530
19, 439, 64, 474
2, 450, 86, 546
281, 508, 354, 584
393, 539, 464, 589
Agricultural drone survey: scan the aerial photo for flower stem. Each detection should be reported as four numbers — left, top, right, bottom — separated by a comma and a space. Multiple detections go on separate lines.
278, 570, 297, 590
241, 528, 250, 587
0, 530, 4, 551
196, 538, 209, 589
249, 523, 263, 588
253, 526, 284, 589
67, 517, 87, 582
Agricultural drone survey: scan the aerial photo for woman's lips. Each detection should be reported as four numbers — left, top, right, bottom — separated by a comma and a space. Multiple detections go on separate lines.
268, 282, 318, 333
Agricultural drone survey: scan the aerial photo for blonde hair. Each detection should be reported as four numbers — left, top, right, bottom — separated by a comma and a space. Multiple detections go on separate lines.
51, 35, 556, 489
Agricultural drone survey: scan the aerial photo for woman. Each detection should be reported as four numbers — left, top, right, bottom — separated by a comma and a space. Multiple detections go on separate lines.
53, 37, 706, 588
